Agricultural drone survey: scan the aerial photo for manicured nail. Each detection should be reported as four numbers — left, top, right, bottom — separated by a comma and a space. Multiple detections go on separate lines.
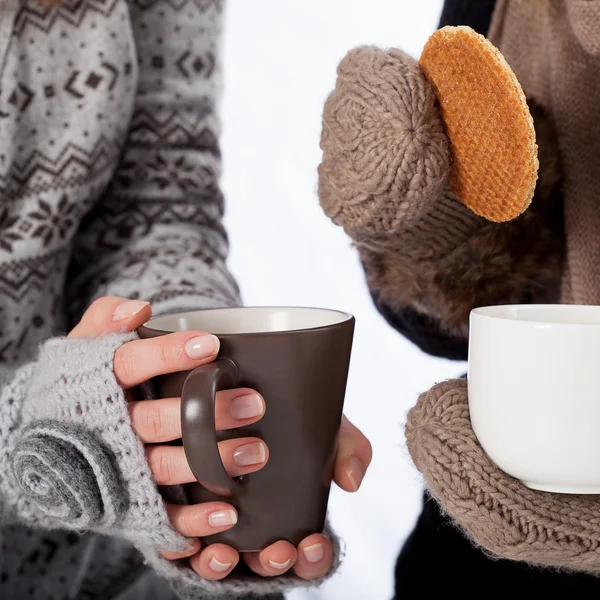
233, 442, 266, 467
347, 456, 364, 492
268, 558, 292, 570
184, 334, 220, 359
230, 393, 264, 420
208, 509, 238, 528
209, 557, 232, 573
112, 300, 149, 321
303, 543, 324, 564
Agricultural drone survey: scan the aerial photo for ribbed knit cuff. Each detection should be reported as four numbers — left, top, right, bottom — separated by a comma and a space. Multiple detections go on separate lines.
386, 190, 483, 261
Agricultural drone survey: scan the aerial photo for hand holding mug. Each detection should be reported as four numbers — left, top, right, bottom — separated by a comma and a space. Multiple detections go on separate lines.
69, 297, 372, 581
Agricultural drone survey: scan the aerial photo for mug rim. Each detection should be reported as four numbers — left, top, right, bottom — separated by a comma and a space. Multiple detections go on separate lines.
140, 305, 355, 337
471, 304, 600, 328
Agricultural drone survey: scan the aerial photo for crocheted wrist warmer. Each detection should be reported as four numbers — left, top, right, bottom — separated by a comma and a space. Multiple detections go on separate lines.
405, 378, 600, 574
0, 333, 341, 598
0, 334, 189, 557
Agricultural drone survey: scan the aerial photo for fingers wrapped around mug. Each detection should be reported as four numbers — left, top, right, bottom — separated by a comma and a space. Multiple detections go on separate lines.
405, 378, 600, 574
138, 307, 353, 580
145, 436, 268, 486
165, 503, 238, 539
128, 388, 266, 444
163, 540, 241, 581
293, 534, 335, 580
241, 534, 335, 580
189, 544, 240, 580
113, 331, 222, 389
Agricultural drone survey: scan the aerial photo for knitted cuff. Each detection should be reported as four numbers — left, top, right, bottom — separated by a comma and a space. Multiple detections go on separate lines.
405, 378, 600, 574
394, 190, 483, 261
318, 45, 483, 257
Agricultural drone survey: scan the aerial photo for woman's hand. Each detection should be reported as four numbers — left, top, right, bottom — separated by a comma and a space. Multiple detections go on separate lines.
69, 296, 372, 581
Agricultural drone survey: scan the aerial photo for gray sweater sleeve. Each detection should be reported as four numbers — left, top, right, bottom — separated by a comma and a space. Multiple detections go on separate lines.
66, 0, 241, 324
0, 332, 341, 599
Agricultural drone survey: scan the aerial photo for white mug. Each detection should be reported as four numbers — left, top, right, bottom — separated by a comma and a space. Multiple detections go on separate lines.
468, 304, 600, 494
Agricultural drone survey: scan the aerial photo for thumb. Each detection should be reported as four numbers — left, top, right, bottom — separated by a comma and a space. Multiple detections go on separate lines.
68, 296, 152, 339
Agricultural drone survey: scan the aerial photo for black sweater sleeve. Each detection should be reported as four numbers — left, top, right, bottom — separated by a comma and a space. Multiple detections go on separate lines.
370, 290, 469, 361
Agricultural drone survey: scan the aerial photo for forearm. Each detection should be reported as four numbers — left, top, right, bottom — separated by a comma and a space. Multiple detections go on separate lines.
70, 223, 241, 317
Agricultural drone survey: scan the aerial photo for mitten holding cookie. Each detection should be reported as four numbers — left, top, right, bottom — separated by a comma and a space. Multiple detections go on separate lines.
318, 32, 564, 362
317, 6, 600, 577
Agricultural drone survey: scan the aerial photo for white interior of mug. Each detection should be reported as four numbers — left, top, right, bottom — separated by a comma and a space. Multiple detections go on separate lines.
472, 304, 600, 326
146, 307, 352, 335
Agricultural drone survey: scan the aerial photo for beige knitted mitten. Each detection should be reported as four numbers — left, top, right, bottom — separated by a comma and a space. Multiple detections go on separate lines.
406, 378, 600, 574
318, 45, 481, 254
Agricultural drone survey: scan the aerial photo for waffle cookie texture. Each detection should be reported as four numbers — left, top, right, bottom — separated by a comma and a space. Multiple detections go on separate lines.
420, 25, 538, 222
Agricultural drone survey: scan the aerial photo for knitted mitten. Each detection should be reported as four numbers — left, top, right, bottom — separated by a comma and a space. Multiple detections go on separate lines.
406, 378, 600, 574
318, 45, 480, 255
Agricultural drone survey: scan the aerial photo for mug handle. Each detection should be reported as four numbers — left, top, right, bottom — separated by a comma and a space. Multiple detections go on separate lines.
181, 358, 241, 497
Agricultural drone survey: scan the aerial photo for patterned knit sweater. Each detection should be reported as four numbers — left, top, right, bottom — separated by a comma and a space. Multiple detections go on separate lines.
0, 1, 331, 598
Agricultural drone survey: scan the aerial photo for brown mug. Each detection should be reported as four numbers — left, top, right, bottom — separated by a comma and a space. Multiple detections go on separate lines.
138, 306, 355, 552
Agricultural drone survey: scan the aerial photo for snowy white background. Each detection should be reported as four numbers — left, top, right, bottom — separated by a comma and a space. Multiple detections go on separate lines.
220, 2, 465, 598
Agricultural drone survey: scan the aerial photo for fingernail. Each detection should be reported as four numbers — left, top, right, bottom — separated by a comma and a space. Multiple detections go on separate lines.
347, 456, 364, 492
184, 334, 220, 359
268, 558, 292, 570
112, 300, 149, 321
208, 509, 238, 528
230, 393, 264, 420
303, 543, 324, 563
233, 441, 266, 467
209, 557, 232, 573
